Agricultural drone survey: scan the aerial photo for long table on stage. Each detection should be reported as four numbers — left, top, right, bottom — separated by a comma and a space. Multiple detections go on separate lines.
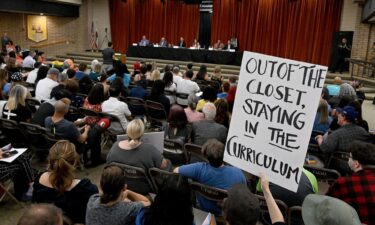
126, 46, 243, 66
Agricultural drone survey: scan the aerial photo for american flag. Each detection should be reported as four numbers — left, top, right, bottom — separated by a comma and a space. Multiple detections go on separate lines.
90, 21, 98, 50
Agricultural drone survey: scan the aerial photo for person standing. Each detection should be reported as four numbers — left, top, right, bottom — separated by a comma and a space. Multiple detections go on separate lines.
1, 32, 12, 52
331, 38, 351, 73
102, 42, 115, 72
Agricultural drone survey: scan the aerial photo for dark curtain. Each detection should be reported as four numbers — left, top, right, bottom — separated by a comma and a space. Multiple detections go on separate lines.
109, 0, 200, 53
211, 0, 343, 65
199, 13, 212, 49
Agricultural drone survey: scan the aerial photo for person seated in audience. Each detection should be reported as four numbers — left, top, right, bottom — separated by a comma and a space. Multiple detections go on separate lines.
37, 51, 46, 63
33, 140, 98, 224
102, 84, 132, 133
302, 194, 362, 225
34, 65, 50, 86
328, 83, 357, 109
130, 74, 148, 100
326, 76, 342, 96
132, 61, 141, 77
163, 71, 177, 104
172, 65, 183, 83
2, 85, 32, 122
159, 37, 168, 47
178, 37, 186, 48
0, 69, 9, 99
196, 86, 217, 112
176, 70, 200, 106
18, 203, 63, 225
328, 95, 352, 131
349, 100, 369, 132
214, 99, 231, 129
145, 64, 153, 80
192, 103, 227, 145
78, 75, 94, 95
111, 76, 127, 98
3, 72, 25, 96
139, 35, 150, 46
66, 68, 76, 80
74, 63, 89, 80
186, 63, 193, 71
147, 80, 170, 118
50, 73, 68, 99
65, 79, 84, 108
82, 83, 105, 125
89, 60, 101, 82
25, 62, 41, 84
86, 165, 151, 225
217, 81, 230, 99
352, 81, 365, 104
194, 65, 209, 85
160, 64, 171, 79
107, 62, 131, 89
174, 139, 246, 215
32, 90, 72, 127
313, 99, 332, 134
326, 141, 375, 225
22, 50, 36, 68
35, 68, 59, 102
224, 40, 235, 50
191, 38, 200, 49
5, 56, 20, 76
211, 65, 223, 85
148, 69, 161, 84
106, 119, 170, 195
184, 93, 204, 123
164, 104, 191, 143
136, 175, 194, 225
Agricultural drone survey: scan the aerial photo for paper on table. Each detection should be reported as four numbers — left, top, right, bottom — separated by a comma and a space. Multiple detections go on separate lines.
0, 148, 28, 163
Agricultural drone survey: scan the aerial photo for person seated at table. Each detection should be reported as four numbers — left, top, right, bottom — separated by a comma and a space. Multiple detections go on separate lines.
139, 35, 150, 47
224, 40, 235, 50
327, 141, 375, 225
106, 119, 171, 195
17, 203, 63, 225
178, 37, 186, 48
191, 38, 200, 49
213, 40, 222, 50
86, 165, 151, 225
159, 37, 168, 47
136, 175, 193, 225
33, 140, 98, 224
174, 139, 246, 215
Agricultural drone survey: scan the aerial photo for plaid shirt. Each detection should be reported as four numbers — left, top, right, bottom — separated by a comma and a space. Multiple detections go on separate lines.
327, 169, 375, 225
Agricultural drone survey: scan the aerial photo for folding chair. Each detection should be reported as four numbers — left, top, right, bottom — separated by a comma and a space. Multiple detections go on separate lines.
109, 162, 155, 195
176, 92, 189, 107
76, 93, 88, 99
99, 112, 126, 148
303, 165, 340, 186
0, 179, 25, 207
126, 97, 146, 117
326, 151, 351, 176
163, 139, 187, 164
79, 107, 100, 118
0, 118, 26, 148
256, 194, 289, 225
148, 167, 178, 193
145, 100, 167, 129
19, 122, 49, 160
25, 98, 40, 113
184, 143, 208, 163
288, 206, 304, 225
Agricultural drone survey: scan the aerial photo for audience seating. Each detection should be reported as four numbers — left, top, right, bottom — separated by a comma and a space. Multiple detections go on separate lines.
0, 118, 26, 148
0, 179, 24, 207
326, 151, 350, 169
304, 165, 340, 186
189, 181, 228, 208
79, 107, 100, 118
287, 206, 303, 225
125, 97, 146, 117
148, 167, 178, 193
256, 194, 289, 225
76, 93, 88, 99
163, 139, 187, 165
176, 92, 189, 107
99, 112, 125, 148
145, 100, 167, 129
164, 90, 175, 96
19, 122, 49, 160
25, 98, 40, 113
109, 162, 155, 195
184, 143, 208, 163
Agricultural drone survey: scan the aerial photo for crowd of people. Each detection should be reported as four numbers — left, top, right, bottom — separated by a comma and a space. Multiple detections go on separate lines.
0, 38, 374, 225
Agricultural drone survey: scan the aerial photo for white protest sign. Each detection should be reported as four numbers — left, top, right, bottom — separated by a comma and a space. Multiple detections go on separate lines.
224, 51, 327, 192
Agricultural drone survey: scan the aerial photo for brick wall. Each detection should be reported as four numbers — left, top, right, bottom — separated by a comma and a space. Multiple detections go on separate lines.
0, 0, 89, 58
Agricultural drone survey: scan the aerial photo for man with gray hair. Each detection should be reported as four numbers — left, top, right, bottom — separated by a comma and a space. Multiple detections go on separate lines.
191, 102, 227, 145
174, 139, 246, 215
35, 68, 59, 102
50, 73, 69, 99
22, 50, 36, 68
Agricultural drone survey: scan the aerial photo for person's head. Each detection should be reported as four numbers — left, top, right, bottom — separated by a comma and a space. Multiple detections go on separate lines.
116, 63, 129, 76
146, 175, 193, 225
161, 37, 165, 41
169, 105, 188, 129
223, 184, 260, 225
150, 69, 161, 81
48, 140, 80, 194
65, 79, 79, 94
202, 102, 216, 120
108, 41, 113, 48
29, 50, 36, 57
202, 86, 217, 102
146, 63, 153, 72
342, 38, 347, 43
317, 99, 329, 124
202, 139, 224, 167
87, 83, 105, 105
140, 65, 148, 75
142, 35, 146, 40
17, 204, 63, 225
302, 194, 361, 225
108, 84, 121, 97
339, 83, 356, 99
180, 37, 184, 41
227, 40, 231, 45
229, 76, 237, 84
57, 73, 68, 85
7, 85, 27, 110
164, 64, 171, 73
337, 105, 358, 125
214, 65, 221, 74
162, 71, 173, 87
10, 72, 22, 83
100, 73, 108, 83
151, 80, 165, 96
54, 98, 71, 116
100, 165, 127, 204
321, 86, 330, 101
222, 81, 230, 93
66, 68, 76, 79
214, 98, 229, 123
126, 119, 145, 148
35, 65, 50, 84
348, 141, 375, 172
172, 65, 180, 75
333, 76, 342, 85
196, 65, 207, 80
185, 69, 194, 79
187, 93, 200, 110
348, 100, 364, 122
3, 32, 7, 37
47, 68, 60, 81
187, 63, 193, 70
78, 63, 87, 72
79, 76, 93, 94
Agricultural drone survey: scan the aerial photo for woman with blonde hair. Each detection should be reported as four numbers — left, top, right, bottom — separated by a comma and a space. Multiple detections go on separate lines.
32, 140, 98, 224
107, 119, 170, 195
2, 84, 32, 122
313, 99, 332, 133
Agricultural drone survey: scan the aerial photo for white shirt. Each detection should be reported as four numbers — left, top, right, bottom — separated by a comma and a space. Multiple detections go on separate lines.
35, 77, 59, 102
26, 68, 39, 84
173, 74, 183, 84
23, 56, 36, 68
102, 97, 131, 133
176, 78, 200, 105
165, 83, 177, 104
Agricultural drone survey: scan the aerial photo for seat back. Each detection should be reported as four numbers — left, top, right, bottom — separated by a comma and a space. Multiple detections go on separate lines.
288, 206, 303, 225
19, 122, 49, 158
176, 92, 189, 106
0, 118, 25, 148
256, 194, 289, 225
109, 162, 155, 195
79, 107, 99, 118
326, 151, 350, 168
148, 167, 178, 193
163, 139, 187, 164
304, 165, 340, 185
189, 181, 227, 210
146, 100, 167, 120
126, 97, 146, 116
184, 143, 208, 163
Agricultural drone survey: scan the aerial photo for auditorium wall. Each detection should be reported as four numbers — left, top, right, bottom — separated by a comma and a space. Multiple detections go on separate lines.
90, 0, 111, 50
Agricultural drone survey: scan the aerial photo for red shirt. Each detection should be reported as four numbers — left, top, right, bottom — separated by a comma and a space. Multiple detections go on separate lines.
83, 98, 102, 125
327, 169, 375, 225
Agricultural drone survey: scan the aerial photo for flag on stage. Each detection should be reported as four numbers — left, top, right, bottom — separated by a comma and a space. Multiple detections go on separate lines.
90, 21, 98, 50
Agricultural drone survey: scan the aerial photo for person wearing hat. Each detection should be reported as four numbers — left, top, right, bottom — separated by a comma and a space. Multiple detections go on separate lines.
326, 140, 375, 225
302, 194, 362, 225
35, 68, 59, 102
3, 71, 23, 96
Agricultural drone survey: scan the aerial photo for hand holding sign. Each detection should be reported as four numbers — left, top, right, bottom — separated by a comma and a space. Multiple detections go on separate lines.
224, 52, 327, 192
